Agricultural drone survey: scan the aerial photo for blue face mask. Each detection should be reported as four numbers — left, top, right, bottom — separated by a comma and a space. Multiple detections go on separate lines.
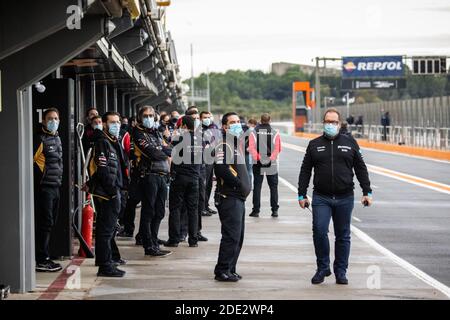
154, 121, 160, 129
228, 123, 243, 137
94, 124, 103, 131
143, 116, 155, 129
108, 123, 121, 138
324, 123, 339, 137
202, 118, 211, 127
194, 119, 201, 129
46, 120, 59, 133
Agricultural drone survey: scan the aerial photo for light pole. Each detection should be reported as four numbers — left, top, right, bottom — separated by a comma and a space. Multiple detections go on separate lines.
342, 92, 351, 119
207, 68, 211, 113
190, 43, 194, 105
323, 96, 335, 111
314, 57, 342, 127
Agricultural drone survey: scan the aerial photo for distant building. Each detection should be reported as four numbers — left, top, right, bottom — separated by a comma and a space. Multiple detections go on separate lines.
271, 62, 340, 77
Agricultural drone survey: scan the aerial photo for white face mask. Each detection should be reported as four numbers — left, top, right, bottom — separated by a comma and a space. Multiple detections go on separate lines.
324, 123, 339, 137
46, 120, 60, 133
143, 116, 155, 129
202, 118, 211, 127
108, 123, 121, 138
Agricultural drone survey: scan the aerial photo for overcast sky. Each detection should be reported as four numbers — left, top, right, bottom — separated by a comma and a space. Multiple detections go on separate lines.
166, 0, 450, 79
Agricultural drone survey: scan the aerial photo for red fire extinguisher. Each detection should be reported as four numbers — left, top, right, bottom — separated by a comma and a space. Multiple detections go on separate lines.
78, 194, 94, 257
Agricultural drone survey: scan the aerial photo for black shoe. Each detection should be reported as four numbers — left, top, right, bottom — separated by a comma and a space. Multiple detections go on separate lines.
36, 259, 63, 272
135, 235, 143, 246
179, 236, 187, 242
97, 266, 125, 277
215, 272, 239, 282
311, 269, 332, 284
271, 210, 278, 218
164, 241, 179, 247
145, 248, 172, 257
112, 258, 127, 266
197, 234, 208, 242
201, 210, 212, 217
189, 242, 198, 247
158, 239, 167, 246
232, 272, 242, 280
336, 273, 349, 285
206, 207, 217, 214
117, 231, 133, 238
249, 211, 260, 217
158, 249, 173, 256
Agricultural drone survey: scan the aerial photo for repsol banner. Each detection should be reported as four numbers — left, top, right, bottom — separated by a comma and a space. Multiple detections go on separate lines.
342, 56, 404, 78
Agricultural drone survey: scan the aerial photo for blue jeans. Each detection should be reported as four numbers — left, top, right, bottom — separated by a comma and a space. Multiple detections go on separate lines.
311, 192, 354, 275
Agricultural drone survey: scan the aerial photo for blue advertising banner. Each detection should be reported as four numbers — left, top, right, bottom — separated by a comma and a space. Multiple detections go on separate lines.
342, 56, 404, 78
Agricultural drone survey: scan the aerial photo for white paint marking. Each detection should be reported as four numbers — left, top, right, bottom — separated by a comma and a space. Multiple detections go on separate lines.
278, 177, 450, 298
283, 142, 307, 153
283, 142, 450, 196
279, 176, 298, 193
366, 164, 450, 196
350, 226, 450, 299
352, 217, 362, 222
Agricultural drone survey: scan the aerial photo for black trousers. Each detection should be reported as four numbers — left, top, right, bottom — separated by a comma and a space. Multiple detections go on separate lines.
214, 197, 246, 275
140, 174, 168, 251
198, 167, 206, 229
121, 172, 142, 235
204, 164, 214, 210
168, 174, 199, 244
118, 190, 128, 221
180, 204, 188, 239
35, 186, 60, 263
94, 190, 121, 268
252, 166, 279, 212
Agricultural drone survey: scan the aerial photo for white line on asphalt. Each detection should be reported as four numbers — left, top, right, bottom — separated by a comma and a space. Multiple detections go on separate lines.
283, 142, 307, 153
280, 176, 299, 193
283, 142, 450, 196
371, 185, 379, 189
366, 164, 450, 195
278, 176, 450, 299
352, 217, 362, 222
350, 227, 450, 299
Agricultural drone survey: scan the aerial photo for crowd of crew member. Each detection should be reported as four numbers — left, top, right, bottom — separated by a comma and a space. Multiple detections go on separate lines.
33, 104, 281, 280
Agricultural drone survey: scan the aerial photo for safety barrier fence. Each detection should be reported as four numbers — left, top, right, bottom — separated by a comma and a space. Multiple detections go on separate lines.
303, 123, 450, 150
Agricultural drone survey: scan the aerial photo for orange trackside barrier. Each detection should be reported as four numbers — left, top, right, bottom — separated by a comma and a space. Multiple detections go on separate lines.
294, 132, 450, 161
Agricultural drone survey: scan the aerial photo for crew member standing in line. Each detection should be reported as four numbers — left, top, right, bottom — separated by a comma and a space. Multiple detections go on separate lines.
82, 107, 99, 154
165, 115, 202, 247
200, 111, 218, 216
87, 112, 128, 277
34, 108, 64, 272
132, 106, 172, 257
248, 113, 281, 218
214, 112, 251, 282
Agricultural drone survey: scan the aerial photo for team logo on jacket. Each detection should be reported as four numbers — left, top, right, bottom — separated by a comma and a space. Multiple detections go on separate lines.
338, 145, 351, 152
